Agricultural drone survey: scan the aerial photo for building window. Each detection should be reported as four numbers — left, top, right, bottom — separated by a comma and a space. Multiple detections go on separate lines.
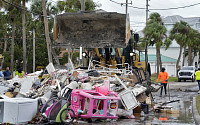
196, 23, 200, 29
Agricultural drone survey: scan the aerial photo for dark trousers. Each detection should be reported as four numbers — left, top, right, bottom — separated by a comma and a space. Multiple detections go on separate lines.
197, 80, 200, 90
160, 83, 167, 95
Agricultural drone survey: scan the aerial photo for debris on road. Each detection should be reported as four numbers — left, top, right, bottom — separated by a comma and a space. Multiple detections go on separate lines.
0, 61, 167, 124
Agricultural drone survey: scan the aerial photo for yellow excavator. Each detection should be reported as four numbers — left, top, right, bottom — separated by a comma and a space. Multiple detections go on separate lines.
53, 11, 150, 75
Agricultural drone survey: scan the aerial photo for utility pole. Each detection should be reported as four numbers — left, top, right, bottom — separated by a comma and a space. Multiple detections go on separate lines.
80, 0, 85, 66
33, 29, 35, 72
146, 0, 149, 24
126, 0, 128, 15
145, 0, 149, 79
124, 0, 132, 15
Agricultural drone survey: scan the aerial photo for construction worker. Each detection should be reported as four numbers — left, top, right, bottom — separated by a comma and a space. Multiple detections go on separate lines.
15, 67, 24, 78
157, 67, 169, 97
195, 68, 200, 94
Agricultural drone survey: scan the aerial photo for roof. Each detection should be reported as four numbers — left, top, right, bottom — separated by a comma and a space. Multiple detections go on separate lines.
163, 15, 200, 25
137, 15, 200, 48
140, 53, 177, 62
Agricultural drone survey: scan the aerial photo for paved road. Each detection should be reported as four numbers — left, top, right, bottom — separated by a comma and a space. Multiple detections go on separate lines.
0, 81, 199, 125
81, 81, 199, 125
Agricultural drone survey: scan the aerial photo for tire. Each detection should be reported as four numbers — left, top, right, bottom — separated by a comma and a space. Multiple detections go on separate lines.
184, 79, 186, 82
192, 77, 195, 82
60, 108, 75, 124
178, 78, 181, 82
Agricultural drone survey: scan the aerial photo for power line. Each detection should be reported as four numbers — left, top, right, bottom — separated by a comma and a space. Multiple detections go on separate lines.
2, 0, 50, 18
109, 0, 200, 11
150, 2, 200, 10
109, 0, 123, 5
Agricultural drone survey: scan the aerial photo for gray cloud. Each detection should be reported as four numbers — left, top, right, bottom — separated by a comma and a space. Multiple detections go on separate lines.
93, 0, 200, 31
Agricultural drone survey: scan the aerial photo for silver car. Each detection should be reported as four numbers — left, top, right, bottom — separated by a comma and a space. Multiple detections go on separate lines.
178, 66, 196, 82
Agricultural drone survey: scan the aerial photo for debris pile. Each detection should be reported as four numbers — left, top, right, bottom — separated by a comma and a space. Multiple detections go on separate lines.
0, 60, 161, 124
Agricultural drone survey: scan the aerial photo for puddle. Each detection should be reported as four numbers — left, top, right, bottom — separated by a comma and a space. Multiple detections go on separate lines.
90, 88, 197, 125
82, 98, 195, 125
135, 100, 194, 125
132, 88, 196, 125
0, 84, 197, 125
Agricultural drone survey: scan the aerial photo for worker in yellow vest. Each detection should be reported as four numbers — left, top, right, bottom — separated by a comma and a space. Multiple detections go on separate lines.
195, 68, 200, 94
15, 67, 24, 78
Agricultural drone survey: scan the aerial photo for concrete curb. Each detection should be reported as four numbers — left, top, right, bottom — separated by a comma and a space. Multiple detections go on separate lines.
193, 96, 200, 125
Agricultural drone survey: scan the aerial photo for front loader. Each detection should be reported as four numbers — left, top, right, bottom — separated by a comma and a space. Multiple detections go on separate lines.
53, 11, 150, 76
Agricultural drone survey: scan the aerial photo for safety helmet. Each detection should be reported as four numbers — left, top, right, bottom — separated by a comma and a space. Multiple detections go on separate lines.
161, 67, 165, 72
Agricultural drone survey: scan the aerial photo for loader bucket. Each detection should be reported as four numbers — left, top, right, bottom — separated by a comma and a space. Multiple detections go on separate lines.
53, 11, 130, 48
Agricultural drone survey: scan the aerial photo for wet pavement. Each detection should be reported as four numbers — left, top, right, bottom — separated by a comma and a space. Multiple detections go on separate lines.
81, 82, 199, 125
0, 82, 199, 125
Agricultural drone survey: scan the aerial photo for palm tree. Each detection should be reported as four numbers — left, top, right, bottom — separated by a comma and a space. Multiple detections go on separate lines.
41, 0, 53, 63
0, 0, 4, 9
187, 28, 200, 66
10, 17, 15, 72
57, 0, 97, 13
41, 0, 62, 64
5, 0, 22, 72
143, 12, 167, 76
191, 32, 200, 64
169, 21, 190, 70
0, 12, 10, 67
30, 0, 60, 65
22, 0, 27, 72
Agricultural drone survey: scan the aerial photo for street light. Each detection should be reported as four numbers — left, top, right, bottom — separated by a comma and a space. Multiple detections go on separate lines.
82, 52, 87, 58
130, 52, 136, 57
130, 52, 134, 57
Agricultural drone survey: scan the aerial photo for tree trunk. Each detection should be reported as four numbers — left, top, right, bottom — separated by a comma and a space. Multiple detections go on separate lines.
192, 51, 197, 65
188, 46, 192, 66
22, 0, 27, 72
159, 48, 162, 72
182, 47, 186, 66
176, 43, 183, 74
156, 44, 160, 77
41, 0, 53, 63
1, 33, 8, 68
33, 29, 35, 72
3, 35, 7, 53
10, 21, 15, 73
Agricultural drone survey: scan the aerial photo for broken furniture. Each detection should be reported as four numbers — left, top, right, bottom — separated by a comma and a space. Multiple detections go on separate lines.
115, 75, 140, 110
70, 89, 120, 119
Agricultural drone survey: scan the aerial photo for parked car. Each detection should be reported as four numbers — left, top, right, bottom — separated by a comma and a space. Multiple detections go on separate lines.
178, 66, 197, 82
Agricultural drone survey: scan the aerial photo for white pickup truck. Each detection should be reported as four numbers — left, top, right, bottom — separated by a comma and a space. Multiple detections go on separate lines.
178, 66, 197, 82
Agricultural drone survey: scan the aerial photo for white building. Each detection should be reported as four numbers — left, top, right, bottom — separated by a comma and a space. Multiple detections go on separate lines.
140, 53, 177, 76
138, 15, 200, 76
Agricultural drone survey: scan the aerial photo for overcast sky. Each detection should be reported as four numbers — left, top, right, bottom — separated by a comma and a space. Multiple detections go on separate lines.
50, 0, 200, 32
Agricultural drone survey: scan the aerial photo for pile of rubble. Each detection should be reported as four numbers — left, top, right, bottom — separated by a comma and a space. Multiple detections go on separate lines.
0, 60, 161, 124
